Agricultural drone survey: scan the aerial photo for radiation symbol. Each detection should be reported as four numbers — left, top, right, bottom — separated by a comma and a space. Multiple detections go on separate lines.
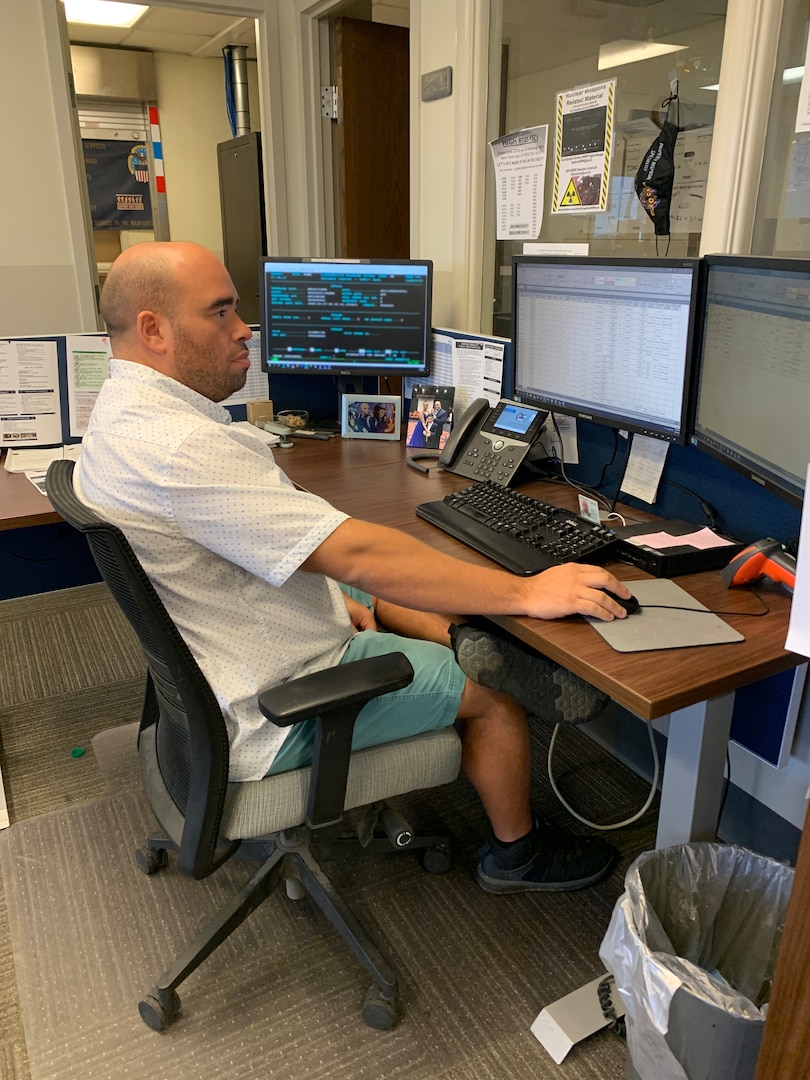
561, 179, 581, 207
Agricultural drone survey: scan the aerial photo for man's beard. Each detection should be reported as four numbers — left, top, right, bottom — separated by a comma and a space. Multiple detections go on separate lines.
172, 325, 248, 402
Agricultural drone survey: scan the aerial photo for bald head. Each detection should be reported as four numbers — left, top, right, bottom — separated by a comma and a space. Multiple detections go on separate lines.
97, 241, 252, 401
100, 242, 210, 346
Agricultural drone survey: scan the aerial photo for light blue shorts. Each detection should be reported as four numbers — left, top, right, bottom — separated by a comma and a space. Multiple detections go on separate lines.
267, 586, 465, 775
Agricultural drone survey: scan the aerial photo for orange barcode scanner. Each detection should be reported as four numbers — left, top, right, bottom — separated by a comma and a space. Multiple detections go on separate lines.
720, 538, 796, 592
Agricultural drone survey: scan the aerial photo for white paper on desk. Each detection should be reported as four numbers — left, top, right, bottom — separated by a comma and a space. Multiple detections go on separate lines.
230, 421, 280, 447
4, 444, 81, 473
627, 527, 737, 551
0, 339, 63, 447
786, 463, 810, 657
620, 434, 669, 503
25, 472, 50, 497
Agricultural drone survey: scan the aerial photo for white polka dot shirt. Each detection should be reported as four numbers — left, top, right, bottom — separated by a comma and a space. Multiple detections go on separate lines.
76, 360, 353, 780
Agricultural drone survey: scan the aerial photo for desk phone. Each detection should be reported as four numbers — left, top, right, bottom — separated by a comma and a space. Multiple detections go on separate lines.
438, 398, 548, 486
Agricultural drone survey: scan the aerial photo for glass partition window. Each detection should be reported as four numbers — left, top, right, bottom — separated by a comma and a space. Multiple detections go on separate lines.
752, 0, 810, 256
488, 0, 727, 336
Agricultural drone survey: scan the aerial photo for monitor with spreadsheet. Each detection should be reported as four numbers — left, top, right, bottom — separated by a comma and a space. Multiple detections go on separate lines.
259, 257, 432, 377
510, 256, 700, 444
690, 255, 810, 508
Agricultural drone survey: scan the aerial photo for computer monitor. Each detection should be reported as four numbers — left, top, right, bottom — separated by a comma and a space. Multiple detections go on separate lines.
690, 255, 810, 508
510, 256, 700, 444
259, 257, 432, 377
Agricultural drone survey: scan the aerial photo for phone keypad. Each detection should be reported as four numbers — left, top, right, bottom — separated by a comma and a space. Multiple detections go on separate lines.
461, 447, 519, 484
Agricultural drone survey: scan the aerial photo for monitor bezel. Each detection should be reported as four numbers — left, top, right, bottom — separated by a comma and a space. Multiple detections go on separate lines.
510, 254, 702, 446
689, 253, 807, 509
258, 256, 433, 377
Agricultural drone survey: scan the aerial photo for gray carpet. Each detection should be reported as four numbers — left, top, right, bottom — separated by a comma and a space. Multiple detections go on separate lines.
0, 584, 657, 1079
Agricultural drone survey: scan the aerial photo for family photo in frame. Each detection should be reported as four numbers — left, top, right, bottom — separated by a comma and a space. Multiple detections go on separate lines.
341, 395, 402, 440
406, 385, 455, 450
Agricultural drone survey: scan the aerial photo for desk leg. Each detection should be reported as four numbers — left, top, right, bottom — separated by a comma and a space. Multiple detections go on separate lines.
655, 692, 734, 849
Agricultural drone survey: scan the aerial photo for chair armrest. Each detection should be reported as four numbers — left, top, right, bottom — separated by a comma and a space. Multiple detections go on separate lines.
258, 652, 414, 829
257, 652, 414, 726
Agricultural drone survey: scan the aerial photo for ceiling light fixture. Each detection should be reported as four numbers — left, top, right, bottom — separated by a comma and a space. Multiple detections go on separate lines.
598, 40, 688, 71
704, 66, 805, 92
63, 0, 148, 28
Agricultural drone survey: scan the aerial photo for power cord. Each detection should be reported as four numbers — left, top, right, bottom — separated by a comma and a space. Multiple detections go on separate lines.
547, 718, 660, 831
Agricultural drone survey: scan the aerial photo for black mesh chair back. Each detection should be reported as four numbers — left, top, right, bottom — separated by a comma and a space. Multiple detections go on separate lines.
46, 458, 235, 877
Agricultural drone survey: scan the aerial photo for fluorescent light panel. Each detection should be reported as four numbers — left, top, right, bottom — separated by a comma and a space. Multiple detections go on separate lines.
598, 39, 688, 70
702, 66, 805, 92
63, 0, 148, 28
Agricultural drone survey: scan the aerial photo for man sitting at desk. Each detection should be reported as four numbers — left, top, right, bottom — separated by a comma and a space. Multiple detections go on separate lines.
76, 241, 633, 895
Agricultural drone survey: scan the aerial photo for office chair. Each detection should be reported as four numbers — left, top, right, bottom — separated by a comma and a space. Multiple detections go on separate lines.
46, 460, 462, 1032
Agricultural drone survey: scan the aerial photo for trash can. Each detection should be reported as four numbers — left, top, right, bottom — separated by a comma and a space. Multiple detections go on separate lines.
600, 843, 794, 1080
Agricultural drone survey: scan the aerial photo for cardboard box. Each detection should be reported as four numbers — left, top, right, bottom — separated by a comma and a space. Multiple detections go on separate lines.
246, 400, 274, 426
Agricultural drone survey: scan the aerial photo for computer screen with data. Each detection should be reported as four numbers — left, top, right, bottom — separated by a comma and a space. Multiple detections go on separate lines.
691, 255, 810, 507
511, 256, 699, 444
260, 257, 432, 376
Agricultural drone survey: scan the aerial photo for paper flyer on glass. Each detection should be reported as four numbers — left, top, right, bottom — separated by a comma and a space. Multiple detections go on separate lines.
552, 79, 615, 214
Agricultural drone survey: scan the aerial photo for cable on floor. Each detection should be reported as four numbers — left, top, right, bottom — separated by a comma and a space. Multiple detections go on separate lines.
547, 718, 660, 830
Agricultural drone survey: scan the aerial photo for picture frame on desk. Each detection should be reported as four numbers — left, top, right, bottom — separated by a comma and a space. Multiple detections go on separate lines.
406, 384, 455, 451
341, 395, 401, 440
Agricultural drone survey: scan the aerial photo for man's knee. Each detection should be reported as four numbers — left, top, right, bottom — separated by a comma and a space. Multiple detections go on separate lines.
456, 676, 525, 725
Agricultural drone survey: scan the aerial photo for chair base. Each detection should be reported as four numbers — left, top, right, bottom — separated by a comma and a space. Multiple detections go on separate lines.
136, 811, 451, 1032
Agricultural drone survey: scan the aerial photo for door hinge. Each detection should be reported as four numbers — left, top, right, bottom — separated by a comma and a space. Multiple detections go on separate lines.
321, 85, 339, 120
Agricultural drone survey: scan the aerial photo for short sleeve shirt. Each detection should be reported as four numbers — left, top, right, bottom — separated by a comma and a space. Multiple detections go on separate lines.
75, 360, 353, 780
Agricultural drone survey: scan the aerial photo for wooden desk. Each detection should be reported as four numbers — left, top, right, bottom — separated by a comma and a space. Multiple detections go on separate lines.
4, 435, 800, 847
278, 437, 800, 849
0, 460, 60, 530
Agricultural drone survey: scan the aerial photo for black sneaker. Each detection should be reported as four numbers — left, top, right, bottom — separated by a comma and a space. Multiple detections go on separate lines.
477, 820, 617, 894
450, 621, 609, 725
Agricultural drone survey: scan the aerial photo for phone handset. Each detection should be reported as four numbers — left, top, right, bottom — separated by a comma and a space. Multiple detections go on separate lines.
434, 397, 548, 486
406, 397, 490, 475
438, 398, 491, 468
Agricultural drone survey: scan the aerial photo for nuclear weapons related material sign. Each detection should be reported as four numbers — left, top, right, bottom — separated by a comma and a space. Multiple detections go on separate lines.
552, 80, 615, 215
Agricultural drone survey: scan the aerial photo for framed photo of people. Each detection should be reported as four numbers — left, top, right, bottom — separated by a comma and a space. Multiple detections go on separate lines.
406, 385, 455, 451
341, 395, 402, 440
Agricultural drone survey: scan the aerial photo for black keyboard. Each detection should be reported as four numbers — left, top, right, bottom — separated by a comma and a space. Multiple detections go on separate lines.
416, 482, 618, 576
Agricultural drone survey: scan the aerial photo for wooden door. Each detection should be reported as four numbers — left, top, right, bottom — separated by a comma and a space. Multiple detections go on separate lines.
335, 17, 409, 258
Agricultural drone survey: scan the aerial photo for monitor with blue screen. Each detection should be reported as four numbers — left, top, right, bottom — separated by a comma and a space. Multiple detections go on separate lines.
510, 256, 700, 445
259, 257, 432, 377
690, 255, 810, 508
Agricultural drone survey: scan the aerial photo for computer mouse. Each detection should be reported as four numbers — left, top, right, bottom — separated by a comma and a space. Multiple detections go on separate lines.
600, 588, 640, 615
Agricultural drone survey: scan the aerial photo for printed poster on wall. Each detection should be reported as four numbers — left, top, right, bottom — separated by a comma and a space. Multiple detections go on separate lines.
489, 125, 548, 240
552, 79, 615, 214
83, 139, 153, 230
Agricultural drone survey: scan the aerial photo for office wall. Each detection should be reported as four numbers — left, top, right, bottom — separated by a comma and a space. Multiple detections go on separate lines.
411, 0, 491, 329
153, 53, 262, 260
2, 0, 97, 335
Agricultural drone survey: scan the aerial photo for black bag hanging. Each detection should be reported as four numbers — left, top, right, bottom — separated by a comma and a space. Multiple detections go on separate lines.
635, 87, 680, 242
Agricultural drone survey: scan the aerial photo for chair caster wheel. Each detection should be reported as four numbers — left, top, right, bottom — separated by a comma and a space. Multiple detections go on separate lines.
135, 846, 168, 875
421, 844, 452, 875
362, 984, 397, 1030
139, 989, 181, 1031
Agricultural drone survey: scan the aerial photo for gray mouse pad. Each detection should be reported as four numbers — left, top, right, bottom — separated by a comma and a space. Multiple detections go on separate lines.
587, 579, 745, 652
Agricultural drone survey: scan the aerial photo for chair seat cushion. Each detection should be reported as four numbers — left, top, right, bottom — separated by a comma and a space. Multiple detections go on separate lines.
220, 726, 462, 839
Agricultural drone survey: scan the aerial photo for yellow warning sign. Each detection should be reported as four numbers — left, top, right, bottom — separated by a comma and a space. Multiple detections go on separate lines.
561, 179, 581, 207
